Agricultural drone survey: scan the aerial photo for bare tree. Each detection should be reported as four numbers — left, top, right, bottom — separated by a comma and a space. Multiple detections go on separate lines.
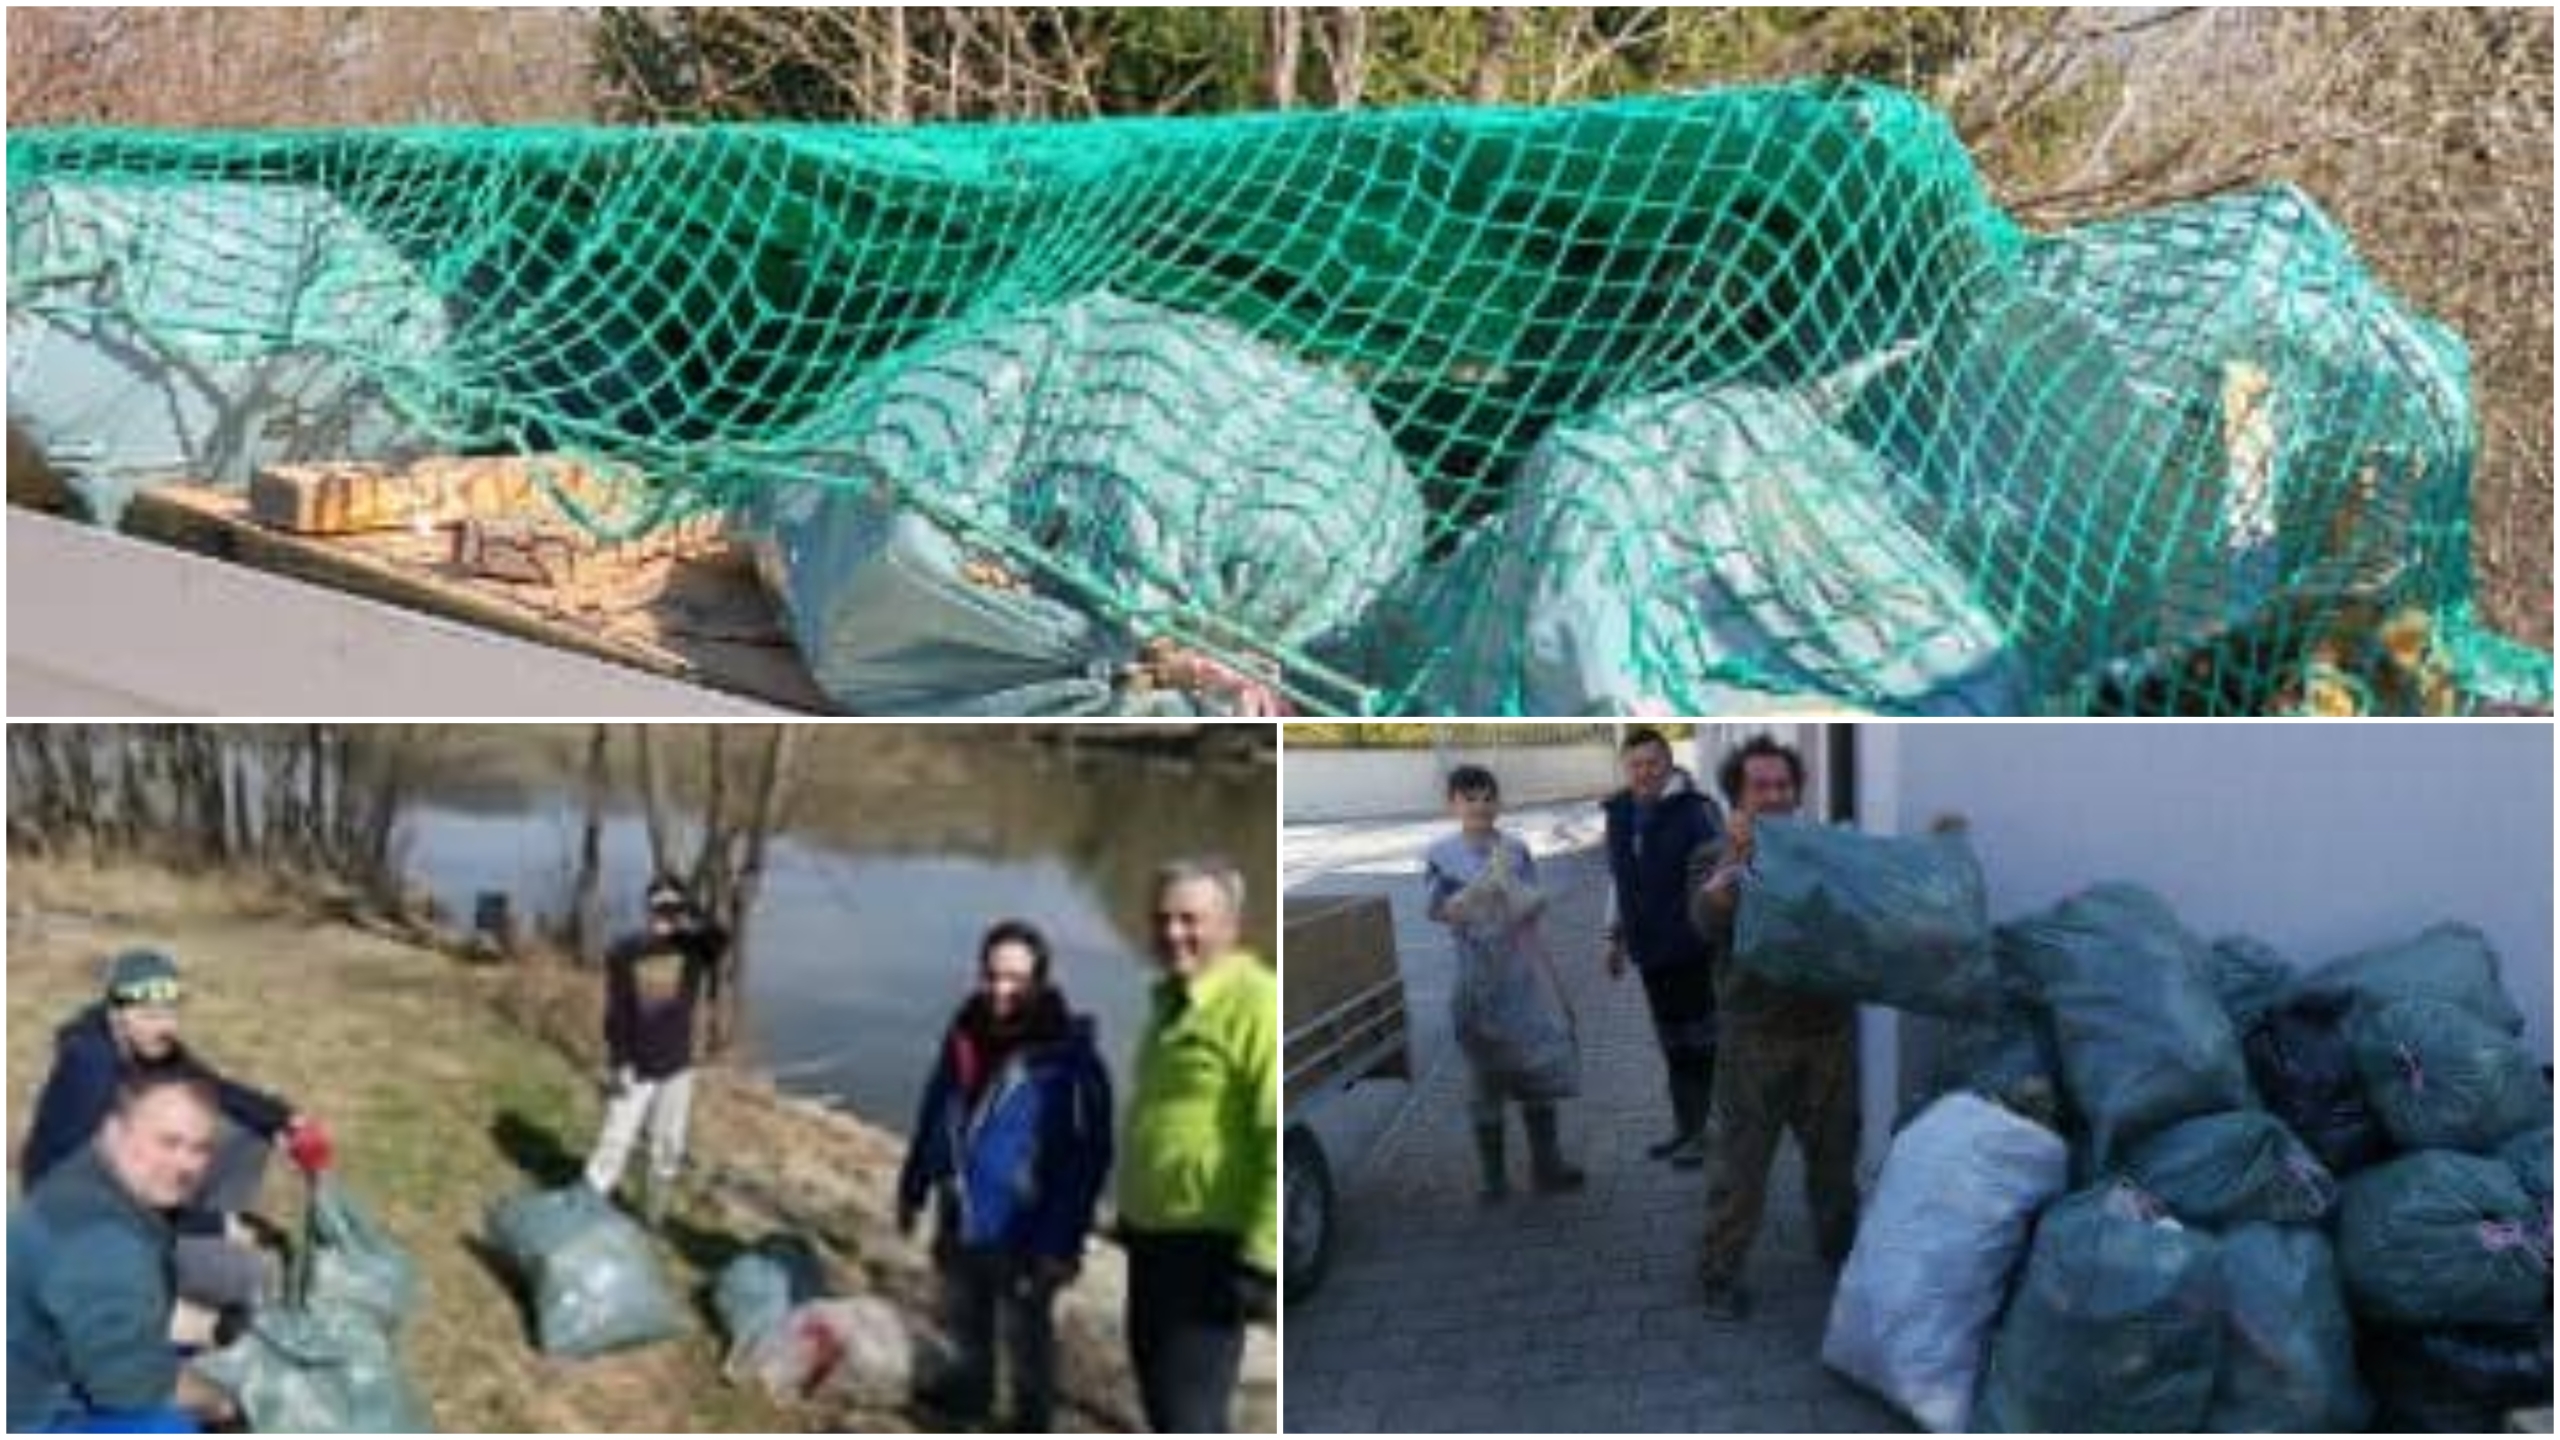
1264, 8, 1303, 109
568, 725, 613, 965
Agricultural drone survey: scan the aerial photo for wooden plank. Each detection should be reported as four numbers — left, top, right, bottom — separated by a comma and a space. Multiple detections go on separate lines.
120, 484, 831, 712
9, 509, 783, 717
247, 454, 622, 535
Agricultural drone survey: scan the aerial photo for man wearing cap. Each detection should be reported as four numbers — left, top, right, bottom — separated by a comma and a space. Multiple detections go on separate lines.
584, 875, 730, 1224
9, 1073, 247, 1434
1118, 858, 1278, 1433
18, 948, 328, 1315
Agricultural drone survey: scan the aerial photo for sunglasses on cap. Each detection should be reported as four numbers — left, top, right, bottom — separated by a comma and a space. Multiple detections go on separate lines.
111, 978, 185, 1007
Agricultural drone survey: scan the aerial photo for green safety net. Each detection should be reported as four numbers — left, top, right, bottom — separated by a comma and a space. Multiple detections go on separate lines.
8, 81, 2548, 714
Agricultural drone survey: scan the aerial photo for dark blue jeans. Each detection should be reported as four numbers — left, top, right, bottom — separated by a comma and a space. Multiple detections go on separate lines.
1123, 1229, 1245, 1433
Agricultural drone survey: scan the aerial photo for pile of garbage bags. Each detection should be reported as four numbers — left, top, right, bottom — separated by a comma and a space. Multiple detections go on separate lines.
485, 1185, 688, 1358
196, 1177, 437, 1433
1780, 836, 2551, 1433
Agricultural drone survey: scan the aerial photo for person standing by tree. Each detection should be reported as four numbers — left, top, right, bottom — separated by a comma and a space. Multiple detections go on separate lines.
584, 876, 728, 1225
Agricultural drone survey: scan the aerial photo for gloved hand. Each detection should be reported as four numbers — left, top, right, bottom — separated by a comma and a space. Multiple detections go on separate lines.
1235, 1265, 1278, 1325
282, 1115, 334, 1176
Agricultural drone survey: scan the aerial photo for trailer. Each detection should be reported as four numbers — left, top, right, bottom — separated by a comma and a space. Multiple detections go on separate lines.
1282, 893, 1411, 1301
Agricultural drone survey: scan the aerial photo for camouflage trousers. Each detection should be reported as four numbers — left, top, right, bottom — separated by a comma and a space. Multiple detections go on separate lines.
1696, 1021, 1860, 1289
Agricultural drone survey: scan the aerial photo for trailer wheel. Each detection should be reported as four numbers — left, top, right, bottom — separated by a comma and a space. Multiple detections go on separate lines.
1284, 1124, 1334, 1301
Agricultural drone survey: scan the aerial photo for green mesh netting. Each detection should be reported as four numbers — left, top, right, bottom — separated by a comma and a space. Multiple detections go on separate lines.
8, 82, 2548, 714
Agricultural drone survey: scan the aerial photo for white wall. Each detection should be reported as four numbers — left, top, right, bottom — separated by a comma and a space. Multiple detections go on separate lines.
1866, 723, 2556, 1060
1282, 742, 1619, 821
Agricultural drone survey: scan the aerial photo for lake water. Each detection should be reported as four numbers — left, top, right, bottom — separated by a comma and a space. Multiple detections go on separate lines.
396, 741, 1274, 1136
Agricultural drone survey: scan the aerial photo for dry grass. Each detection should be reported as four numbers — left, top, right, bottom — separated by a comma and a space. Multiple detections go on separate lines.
2, 853, 1199, 1432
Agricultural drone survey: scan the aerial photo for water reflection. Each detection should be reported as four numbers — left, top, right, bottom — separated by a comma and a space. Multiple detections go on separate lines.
398, 731, 1274, 1133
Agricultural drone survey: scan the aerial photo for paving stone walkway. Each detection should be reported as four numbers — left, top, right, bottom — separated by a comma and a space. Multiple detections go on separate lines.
1283, 807, 1912, 1434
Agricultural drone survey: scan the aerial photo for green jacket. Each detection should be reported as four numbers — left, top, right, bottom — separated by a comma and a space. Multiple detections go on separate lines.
1120, 949, 1279, 1271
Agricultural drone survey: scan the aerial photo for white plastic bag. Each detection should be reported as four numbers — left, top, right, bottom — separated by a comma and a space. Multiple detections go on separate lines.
1820, 1093, 2067, 1432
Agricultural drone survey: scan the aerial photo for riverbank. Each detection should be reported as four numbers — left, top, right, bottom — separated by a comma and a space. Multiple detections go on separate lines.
5, 853, 1273, 1431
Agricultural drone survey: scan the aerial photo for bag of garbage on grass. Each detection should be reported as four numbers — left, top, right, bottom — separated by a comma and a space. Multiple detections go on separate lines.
1821, 1093, 2067, 1432
2001, 884, 2251, 1168
2206, 933, 2295, 1033
195, 1176, 434, 1433
2292, 921, 2526, 1035
2335, 1150, 2549, 1327
2123, 1109, 2337, 1228
2243, 990, 2391, 1177
738, 1296, 934, 1409
2206, 1223, 2370, 1432
485, 1185, 687, 1358
1732, 818, 2000, 1018
2361, 1322, 2555, 1434
714, 1237, 830, 1376
2348, 996, 2551, 1154
1972, 1180, 2224, 1433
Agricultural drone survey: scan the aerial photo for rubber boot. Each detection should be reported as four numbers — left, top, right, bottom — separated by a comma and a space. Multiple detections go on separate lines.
1666, 1068, 1712, 1169
1473, 1121, 1510, 1202
1524, 1104, 1586, 1192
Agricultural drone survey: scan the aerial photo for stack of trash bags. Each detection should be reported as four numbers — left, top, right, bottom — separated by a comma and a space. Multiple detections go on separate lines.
712, 1239, 937, 1409
484, 1185, 687, 1358
195, 1176, 436, 1433
1742, 820, 2553, 1433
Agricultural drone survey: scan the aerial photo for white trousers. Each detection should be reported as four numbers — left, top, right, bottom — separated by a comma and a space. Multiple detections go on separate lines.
584, 1068, 695, 1195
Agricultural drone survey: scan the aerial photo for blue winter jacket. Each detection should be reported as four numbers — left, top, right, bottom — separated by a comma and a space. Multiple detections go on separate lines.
1602, 773, 1725, 972
898, 1011, 1114, 1262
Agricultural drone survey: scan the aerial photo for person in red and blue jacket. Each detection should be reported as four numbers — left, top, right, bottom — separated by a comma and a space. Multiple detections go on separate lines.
897, 919, 1113, 1433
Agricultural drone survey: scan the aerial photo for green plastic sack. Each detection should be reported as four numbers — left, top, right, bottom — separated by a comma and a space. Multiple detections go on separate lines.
2295, 922, 2525, 1035
2350, 997, 2550, 1154
2123, 1110, 2337, 1228
1972, 1181, 2224, 1433
304, 1175, 422, 1330
196, 1306, 436, 1434
2502, 1127, 2552, 1212
2002, 884, 2252, 1168
713, 1238, 828, 1374
1731, 818, 1999, 1017
1922, 996, 2070, 1135
2335, 1151, 2550, 1327
486, 1185, 687, 1358
2206, 1224, 2371, 1433
2206, 934, 2295, 1033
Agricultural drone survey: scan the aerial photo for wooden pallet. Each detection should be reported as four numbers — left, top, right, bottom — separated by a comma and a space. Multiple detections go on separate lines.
122, 478, 832, 712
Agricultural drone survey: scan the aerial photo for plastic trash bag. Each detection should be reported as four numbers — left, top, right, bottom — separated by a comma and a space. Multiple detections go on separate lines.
738, 1296, 929, 1409
2502, 1127, 2552, 1221
197, 1305, 436, 1434
714, 1238, 829, 1375
2349, 996, 2551, 1154
2335, 1151, 2550, 1327
2124, 1110, 2337, 1228
1445, 842, 1578, 1102
485, 1186, 687, 1358
2207, 1223, 2370, 1433
2362, 1323, 2555, 1434
2001, 884, 2252, 1168
2207, 934, 2295, 1033
1731, 819, 2000, 1017
2294, 922, 2526, 1035
195, 1177, 434, 1433
304, 1176, 422, 1331
2243, 991, 2390, 1177
1973, 1181, 2225, 1434
1922, 997, 2069, 1134
1821, 1094, 2067, 1432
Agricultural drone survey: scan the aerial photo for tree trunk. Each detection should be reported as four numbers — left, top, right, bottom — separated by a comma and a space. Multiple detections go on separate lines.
569, 724, 611, 965
688, 726, 731, 915
1325, 6, 1368, 109
636, 725, 676, 879
1473, 7, 1521, 103
1264, 7, 1302, 108
711, 725, 796, 1057
883, 5, 912, 122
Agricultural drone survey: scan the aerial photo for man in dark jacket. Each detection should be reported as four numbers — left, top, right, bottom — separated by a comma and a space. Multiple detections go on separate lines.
18, 949, 318, 1313
9, 1073, 243, 1434
898, 919, 1113, 1433
584, 876, 729, 1224
1601, 728, 1726, 1168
